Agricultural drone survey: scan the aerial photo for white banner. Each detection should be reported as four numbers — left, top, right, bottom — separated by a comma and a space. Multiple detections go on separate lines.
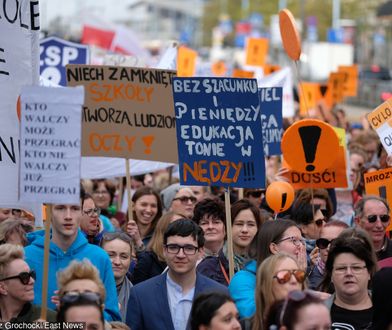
20, 86, 84, 204
0, 0, 40, 206
257, 67, 294, 118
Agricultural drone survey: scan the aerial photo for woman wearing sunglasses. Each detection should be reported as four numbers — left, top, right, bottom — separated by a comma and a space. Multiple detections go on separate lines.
242, 253, 306, 330
0, 244, 56, 322
320, 228, 377, 329
229, 219, 306, 319
308, 220, 348, 290
80, 193, 106, 245
265, 290, 331, 330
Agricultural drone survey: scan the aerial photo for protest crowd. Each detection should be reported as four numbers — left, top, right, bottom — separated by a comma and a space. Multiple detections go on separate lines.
3, 1, 392, 330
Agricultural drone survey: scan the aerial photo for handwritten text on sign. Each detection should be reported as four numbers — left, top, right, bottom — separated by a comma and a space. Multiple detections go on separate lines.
66, 65, 178, 162
260, 87, 283, 156
172, 77, 265, 188
20, 86, 84, 204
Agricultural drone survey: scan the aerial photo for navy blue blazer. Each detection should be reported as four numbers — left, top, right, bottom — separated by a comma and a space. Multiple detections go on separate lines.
126, 272, 228, 330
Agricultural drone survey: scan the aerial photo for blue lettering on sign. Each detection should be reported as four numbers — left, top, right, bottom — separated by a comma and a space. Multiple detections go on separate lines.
172, 77, 266, 188
40, 37, 89, 86
259, 87, 283, 156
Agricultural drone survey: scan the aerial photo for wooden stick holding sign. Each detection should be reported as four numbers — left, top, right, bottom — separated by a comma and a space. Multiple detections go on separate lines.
224, 188, 235, 279
125, 159, 133, 221
40, 205, 51, 320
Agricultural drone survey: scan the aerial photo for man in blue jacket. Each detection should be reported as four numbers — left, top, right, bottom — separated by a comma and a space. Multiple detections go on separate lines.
24, 203, 121, 321
126, 219, 227, 330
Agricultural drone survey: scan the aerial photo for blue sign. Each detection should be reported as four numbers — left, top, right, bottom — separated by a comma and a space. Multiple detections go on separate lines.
40, 37, 89, 86
172, 77, 266, 188
260, 87, 283, 156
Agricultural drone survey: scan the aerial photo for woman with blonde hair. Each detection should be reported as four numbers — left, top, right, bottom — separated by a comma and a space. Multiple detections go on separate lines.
0, 244, 56, 321
241, 254, 306, 330
0, 218, 33, 246
131, 211, 186, 284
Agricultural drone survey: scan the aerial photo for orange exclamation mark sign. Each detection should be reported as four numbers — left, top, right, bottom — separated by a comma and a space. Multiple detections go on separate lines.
298, 126, 321, 172
280, 193, 287, 212
142, 136, 155, 154
253, 45, 259, 63
379, 186, 387, 199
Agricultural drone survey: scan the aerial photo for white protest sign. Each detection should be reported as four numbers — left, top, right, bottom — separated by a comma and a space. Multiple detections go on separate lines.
20, 86, 84, 204
367, 98, 392, 155
0, 0, 40, 206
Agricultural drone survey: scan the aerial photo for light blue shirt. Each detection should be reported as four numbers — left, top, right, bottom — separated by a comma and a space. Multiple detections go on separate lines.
166, 273, 195, 330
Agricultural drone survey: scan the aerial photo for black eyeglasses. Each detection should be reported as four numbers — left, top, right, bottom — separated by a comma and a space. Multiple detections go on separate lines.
275, 236, 306, 247
60, 291, 102, 306
273, 269, 306, 285
165, 244, 199, 255
83, 207, 101, 217
365, 214, 390, 223
316, 238, 334, 249
0, 270, 36, 285
173, 196, 197, 204
279, 290, 318, 325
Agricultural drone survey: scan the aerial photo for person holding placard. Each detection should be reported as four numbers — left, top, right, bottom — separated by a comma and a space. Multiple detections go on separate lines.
24, 203, 121, 321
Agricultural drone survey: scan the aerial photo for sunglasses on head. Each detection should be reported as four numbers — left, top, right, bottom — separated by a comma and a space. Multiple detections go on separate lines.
365, 214, 390, 223
173, 196, 197, 204
60, 291, 102, 306
316, 238, 334, 249
273, 269, 306, 285
0, 270, 36, 285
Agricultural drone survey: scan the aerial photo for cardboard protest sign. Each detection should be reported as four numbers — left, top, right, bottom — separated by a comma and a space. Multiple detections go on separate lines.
245, 38, 269, 67
0, 0, 40, 206
232, 69, 254, 78
366, 98, 392, 155
282, 119, 340, 173
324, 72, 346, 108
172, 77, 265, 188
20, 86, 84, 204
365, 167, 392, 232
177, 46, 197, 77
260, 87, 283, 156
338, 65, 358, 97
283, 127, 348, 189
66, 65, 178, 163
40, 37, 89, 86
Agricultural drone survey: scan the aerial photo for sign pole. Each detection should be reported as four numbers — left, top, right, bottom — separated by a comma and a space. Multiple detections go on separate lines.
40, 205, 51, 320
224, 188, 235, 279
125, 159, 133, 221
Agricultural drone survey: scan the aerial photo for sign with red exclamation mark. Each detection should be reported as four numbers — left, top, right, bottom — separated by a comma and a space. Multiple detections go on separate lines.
245, 38, 269, 67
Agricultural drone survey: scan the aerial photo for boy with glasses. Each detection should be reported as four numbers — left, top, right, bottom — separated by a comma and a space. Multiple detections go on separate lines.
354, 195, 392, 261
126, 219, 227, 330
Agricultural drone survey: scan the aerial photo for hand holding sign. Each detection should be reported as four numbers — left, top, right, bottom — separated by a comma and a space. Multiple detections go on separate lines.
266, 181, 295, 213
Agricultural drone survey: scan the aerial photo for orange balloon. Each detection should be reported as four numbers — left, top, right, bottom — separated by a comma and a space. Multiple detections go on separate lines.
266, 181, 295, 213
279, 9, 301, 61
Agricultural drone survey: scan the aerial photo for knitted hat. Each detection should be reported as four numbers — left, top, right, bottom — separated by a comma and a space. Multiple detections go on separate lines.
160, 183, 181, 211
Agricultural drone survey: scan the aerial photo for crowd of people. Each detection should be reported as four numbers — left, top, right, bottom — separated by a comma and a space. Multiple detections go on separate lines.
0, 108, 391, 330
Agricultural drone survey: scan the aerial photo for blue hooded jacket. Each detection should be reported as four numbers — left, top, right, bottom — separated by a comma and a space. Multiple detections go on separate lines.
24, 230, 121, 321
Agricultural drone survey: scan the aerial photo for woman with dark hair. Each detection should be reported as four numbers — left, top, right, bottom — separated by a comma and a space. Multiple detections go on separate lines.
125, 186, 163, 251
190, 292, 240, 330
229, 219, 306, 319
295, 188, 334, 220
265, 290, 331, 330
80, 193, 107, 245
321, 227, 377, 329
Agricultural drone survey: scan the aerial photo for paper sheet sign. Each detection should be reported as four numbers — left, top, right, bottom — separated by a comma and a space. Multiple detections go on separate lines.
172, 77, 265, 188
367, 98, 392, 155
245, 38, 269, 67
177, 46, 197, 77
19, 86, 84, 204
283, 127, 348, 189
365, 167, 392, 232
67, 65, 178, 163
281, 119, 340, 173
